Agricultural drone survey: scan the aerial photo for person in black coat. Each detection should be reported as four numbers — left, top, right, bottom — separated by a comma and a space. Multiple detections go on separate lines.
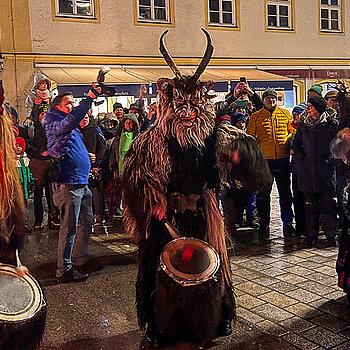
292, 96, 338, 246
79, 109, 106, 225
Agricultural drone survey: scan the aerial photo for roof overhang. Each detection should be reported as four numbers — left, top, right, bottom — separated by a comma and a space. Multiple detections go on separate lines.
35, 64, 293, 85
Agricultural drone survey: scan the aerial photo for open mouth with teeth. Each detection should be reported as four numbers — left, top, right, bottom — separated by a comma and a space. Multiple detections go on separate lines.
177, 108, 198, 125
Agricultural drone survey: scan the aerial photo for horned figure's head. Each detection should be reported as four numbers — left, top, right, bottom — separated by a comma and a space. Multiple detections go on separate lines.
156, 28, 216, 149
330, 79, 350, 123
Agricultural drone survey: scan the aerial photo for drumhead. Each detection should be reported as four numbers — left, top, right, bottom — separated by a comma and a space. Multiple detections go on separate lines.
160, 237, 220, 287
0, 264, 44, 323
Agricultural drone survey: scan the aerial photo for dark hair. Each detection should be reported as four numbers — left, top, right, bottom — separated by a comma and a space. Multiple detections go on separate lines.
52, 92, 73, 108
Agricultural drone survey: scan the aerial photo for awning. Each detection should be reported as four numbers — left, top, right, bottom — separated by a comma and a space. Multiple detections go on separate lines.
35, 64, 292, 85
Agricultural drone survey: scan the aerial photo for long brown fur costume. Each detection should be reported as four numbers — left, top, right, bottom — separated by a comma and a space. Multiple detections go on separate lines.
122, 30, 272, 345
0, 85, 46, 350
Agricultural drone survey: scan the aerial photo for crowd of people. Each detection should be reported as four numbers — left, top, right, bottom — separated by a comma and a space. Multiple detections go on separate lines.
218, 80, 346, 250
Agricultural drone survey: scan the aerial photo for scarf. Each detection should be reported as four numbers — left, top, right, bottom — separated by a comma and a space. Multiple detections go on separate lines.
304, 111, 329, 128
118, 131, 134, 176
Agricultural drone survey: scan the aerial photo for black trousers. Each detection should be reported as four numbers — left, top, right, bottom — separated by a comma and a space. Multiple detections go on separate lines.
257, 158, 293, 229
292, 173, 306, 234
304, 192, 337, 239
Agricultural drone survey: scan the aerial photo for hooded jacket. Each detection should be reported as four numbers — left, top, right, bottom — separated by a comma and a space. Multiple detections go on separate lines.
109, 114, 140, 175
25, 74, 52, 120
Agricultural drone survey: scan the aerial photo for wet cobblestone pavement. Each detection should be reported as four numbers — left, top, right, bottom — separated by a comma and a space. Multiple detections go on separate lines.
19, 185, 350, 349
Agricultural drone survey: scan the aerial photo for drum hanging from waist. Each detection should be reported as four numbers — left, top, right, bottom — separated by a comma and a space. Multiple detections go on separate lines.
159, 237, 220, 287
0, 263, 47, 350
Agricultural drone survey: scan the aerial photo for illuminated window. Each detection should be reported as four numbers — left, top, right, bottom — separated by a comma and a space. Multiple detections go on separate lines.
320, 0, 342, 33
266, 0, 293, 30
55, 0, 95, 18
208, 0, 237, 27
137, 0, 171, 23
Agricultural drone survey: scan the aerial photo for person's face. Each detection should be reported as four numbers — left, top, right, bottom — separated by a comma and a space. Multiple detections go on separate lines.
114, 107, 124, 120
38, 82, 47, 90
292, 112, 301, 124
56, 95, 74, 114
326, 97, 339, 111
15, 143, 23, 155
307, 103, 320, 120
237, 93, 249, 101
263, 95, 277, 110
307, 90, 319, 99
236, 120, 246, 130
129, 108, 139, 117
124, 119, 134, 132
80, 114, 90, 128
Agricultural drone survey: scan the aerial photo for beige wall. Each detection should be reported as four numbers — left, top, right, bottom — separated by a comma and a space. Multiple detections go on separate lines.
28, 0, 350, 59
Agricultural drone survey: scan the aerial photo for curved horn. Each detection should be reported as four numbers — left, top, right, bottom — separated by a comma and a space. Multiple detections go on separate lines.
192, 28, 214, 81
159, 30, 182, 79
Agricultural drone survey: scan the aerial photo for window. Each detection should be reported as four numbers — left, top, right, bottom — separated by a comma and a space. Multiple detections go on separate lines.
137, 0, 171, 23
266, 0, 293, 30
55, 0, 95, 18
320, 0, 342, 33
208, 0, 237, 27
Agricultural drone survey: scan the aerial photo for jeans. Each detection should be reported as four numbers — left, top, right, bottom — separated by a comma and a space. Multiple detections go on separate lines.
53, 183, 93, 277
257, 158, 293, 229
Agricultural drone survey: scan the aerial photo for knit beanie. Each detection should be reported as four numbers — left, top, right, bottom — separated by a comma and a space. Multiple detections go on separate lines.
308, 96, 327, 115
113, 102, 123, 111
231, 112, 247, 126
15, 137, 26, 154
262, 88, 278, 100
292, 102, 307, 115
308, 84, 323, 96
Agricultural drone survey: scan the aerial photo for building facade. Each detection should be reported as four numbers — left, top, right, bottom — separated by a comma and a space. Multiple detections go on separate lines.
1, 0, 349, 118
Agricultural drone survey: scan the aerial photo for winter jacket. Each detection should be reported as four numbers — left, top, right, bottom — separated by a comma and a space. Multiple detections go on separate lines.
43, 97, 93, 185
79, 120, 106, 168
25, 74, 52, 120
109, 114, 140, 175
247, 106, 294, 160
291, 112, 338, 194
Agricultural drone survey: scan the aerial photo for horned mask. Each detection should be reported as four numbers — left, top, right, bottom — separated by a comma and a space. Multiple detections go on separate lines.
156, 29, 216, 149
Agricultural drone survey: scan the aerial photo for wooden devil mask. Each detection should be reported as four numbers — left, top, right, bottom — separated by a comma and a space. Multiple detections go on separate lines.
157, 28, 215, 127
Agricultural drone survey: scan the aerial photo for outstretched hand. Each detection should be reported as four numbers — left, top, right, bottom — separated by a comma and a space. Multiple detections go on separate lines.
88, 84, 102, 99
151, 203, 166, 221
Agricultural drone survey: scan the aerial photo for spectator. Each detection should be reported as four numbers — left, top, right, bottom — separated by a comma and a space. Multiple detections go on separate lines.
108, 114, 140, 221
113, 102, 124, 122
307, 84, 323, 99
325, 90, 339, 115
25, 106, 60, 230
247, 88, 295, 238
231, 112, 247, 131
292, 96, 338, 246
43, 85, 101, 283
226, 80, 263, 114
290, 103, 307, 236
79, 109, 106, 226
15, 136, 35, 233
24, 74, 52, 126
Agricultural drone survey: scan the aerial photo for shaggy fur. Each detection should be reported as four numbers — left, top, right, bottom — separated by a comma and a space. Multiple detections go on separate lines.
123, 77, 270, 345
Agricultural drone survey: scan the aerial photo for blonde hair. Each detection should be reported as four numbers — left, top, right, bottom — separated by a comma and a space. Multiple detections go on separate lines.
0, 108, 24, 221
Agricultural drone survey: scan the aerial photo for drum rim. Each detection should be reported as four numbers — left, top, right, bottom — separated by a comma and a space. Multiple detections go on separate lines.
0, 263, 44, 323
160, 237, 220, 287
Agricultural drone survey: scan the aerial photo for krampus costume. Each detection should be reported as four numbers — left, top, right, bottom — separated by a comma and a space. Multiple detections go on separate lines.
0, 84, 46, 350
123, 29, 272, 347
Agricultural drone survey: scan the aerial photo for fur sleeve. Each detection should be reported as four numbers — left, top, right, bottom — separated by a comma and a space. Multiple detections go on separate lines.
122, 128, 171, 242
215, 123, 272, 193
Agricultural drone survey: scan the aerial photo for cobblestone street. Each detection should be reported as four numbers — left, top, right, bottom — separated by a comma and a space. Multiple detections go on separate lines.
20, 185, 350, 349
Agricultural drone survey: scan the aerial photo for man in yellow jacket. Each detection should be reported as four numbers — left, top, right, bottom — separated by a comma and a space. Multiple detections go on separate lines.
246, 88, 295, 238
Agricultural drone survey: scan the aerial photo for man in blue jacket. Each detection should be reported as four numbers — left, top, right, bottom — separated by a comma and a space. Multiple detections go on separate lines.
43, 85, 101, 282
